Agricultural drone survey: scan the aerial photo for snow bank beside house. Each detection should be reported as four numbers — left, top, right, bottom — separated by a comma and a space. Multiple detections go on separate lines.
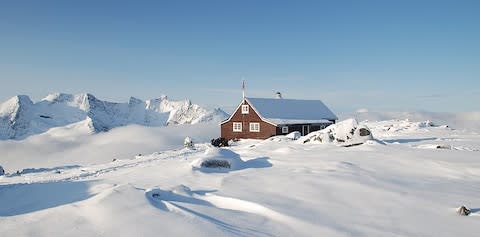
300, 118, 373, 146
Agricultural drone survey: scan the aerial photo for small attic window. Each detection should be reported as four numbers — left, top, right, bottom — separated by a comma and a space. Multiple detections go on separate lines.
241, 105, 249, 114
282, 126, 289, 134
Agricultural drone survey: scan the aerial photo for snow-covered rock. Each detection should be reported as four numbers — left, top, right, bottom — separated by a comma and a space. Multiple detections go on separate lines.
457, 206, 471, 216
286, 131, 301, 140
191, 147, 244, 171
300, 118, 373, 146
0, 93, 228, 140
184, 136, 194, 149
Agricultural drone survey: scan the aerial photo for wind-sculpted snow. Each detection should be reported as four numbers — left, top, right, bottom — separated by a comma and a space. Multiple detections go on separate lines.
0, 93, 228, 140
145, 184, 335, 236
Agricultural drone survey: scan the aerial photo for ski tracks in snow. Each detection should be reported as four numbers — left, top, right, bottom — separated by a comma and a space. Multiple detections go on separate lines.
1, 147, 205, 185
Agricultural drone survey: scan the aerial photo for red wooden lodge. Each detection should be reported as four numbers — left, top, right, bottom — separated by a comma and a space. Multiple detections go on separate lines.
221, 92, 337, 140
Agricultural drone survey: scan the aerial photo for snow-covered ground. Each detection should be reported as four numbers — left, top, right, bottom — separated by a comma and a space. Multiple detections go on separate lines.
1, 119, 480, 236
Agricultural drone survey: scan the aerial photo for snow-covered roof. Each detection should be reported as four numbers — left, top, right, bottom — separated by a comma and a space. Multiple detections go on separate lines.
247, 97, 337, 125
267, 119, 333, 125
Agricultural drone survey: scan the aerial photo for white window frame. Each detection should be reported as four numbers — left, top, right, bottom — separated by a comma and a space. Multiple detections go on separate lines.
233, 122, 242, 132
241, 105, 249, 114
282, 126, 289, 134
249, 122, 260, 132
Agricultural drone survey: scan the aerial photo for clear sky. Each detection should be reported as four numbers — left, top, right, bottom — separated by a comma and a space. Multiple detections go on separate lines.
1, 0, 479, 113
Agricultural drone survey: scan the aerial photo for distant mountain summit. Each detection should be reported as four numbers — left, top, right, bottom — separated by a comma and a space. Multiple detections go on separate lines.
0, 93, 228, 140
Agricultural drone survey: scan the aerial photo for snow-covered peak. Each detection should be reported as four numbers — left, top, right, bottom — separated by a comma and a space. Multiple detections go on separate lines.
0, 95, 33, 116
0, 95, 35, 139
40, 93, 97, 112
0, 95, 33, 122
42, 93, 74, 103
129, 96, 144, 105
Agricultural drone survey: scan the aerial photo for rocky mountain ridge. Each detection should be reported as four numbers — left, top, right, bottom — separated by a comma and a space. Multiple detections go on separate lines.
0, 93, 228, 140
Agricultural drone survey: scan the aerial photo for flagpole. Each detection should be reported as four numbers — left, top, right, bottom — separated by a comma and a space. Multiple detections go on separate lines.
242, 79, 245, 99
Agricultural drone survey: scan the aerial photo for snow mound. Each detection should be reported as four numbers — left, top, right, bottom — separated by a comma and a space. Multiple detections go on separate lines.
191, 147, 244, 171
146, 185, 197, 205
414, 144, 479, 151
191, 147, 272, 172
300, 118, 373, 146
416, 144, 452, 150
365, 119, 448, 134
286, 131, 301, 140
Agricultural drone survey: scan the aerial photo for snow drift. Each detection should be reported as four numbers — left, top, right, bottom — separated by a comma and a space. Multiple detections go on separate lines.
0, 93, 228, 140
191, 147, 272, 172
191, 147, 245, 171
344, 110, 480, 132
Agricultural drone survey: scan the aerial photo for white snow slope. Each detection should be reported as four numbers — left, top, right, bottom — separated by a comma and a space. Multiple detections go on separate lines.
0, 93, 228, 140
1, 119, 480, 237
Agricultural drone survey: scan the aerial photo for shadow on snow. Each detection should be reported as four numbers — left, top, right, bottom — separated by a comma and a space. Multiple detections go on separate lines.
0, 181, 94, 216
145, 187, 274, 237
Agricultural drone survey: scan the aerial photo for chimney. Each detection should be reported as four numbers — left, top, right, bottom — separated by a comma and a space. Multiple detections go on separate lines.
275, 92, 282, 99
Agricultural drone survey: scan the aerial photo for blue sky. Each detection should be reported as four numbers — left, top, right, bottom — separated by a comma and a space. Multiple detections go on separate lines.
0, 0, 479, 113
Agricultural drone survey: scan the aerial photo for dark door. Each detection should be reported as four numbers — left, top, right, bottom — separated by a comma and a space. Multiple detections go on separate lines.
302, 125, 310, 136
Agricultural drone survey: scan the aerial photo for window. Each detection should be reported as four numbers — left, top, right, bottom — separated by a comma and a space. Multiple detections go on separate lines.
249, 122, 260, 132
282, 126, 289, 134
233, 122, 242, 132
241, 105, 249, 114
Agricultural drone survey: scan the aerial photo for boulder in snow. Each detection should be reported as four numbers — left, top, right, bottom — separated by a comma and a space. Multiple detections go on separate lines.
0, 165, 4, 176
300, 118, 373, 147
200, 159, 231, 169
419, 120, 435, 128
191, 147, 243, 171
184, 136, 194, 149
211, 137, 229, 147
457, 206, 471, 216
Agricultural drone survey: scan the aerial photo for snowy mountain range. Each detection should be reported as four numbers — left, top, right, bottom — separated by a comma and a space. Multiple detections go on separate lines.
0, 93, 228, 140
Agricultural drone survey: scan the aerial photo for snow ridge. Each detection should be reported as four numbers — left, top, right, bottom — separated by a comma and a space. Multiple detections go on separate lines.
0, 93, 228, 140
